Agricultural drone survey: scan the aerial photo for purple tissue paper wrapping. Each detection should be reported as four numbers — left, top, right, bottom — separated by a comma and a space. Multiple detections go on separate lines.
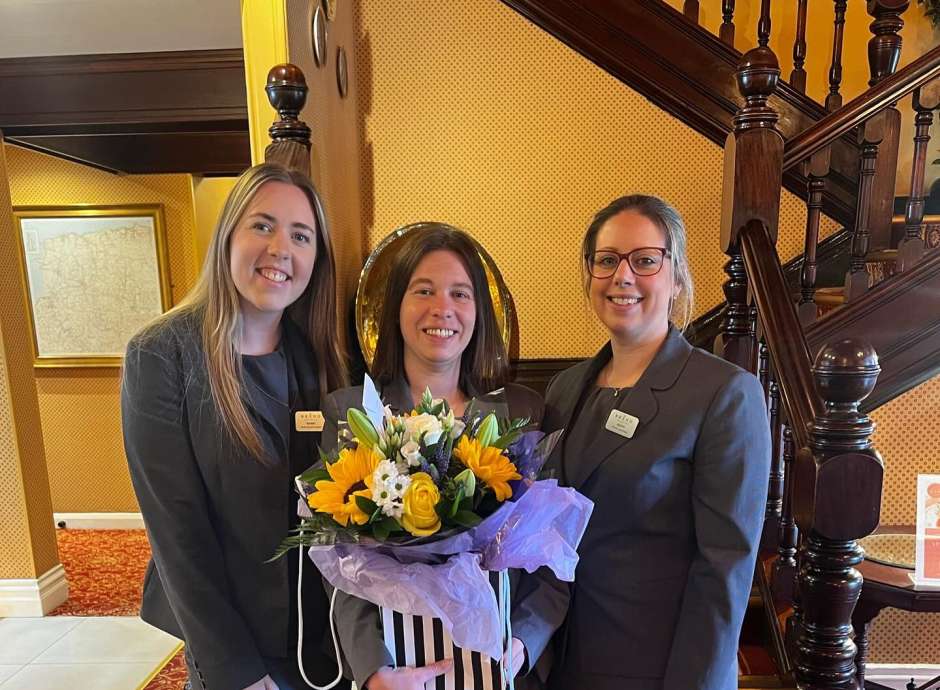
308, 479, 593, 659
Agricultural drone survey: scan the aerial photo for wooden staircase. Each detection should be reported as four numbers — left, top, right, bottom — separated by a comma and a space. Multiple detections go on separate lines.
500, 1, 940, 688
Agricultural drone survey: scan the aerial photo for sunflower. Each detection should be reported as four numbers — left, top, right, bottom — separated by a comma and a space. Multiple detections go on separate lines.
308, 444, 381, 526
453, 436, 521, 502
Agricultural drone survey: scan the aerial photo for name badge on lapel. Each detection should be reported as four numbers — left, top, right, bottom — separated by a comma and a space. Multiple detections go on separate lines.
605, 409, 639, 439
295, 410, 325, 432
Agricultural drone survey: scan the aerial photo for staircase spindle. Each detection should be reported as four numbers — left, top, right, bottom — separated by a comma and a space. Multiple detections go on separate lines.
767, 376, 785, 524
898, 82, 940, 270
845, 115, 886, 301
757, 0, 772, 48
720, 0, 736, 46
799, 149, 831, 325
792, 339, 883, 690
758, 339, 770, 391
868, 0, 910, 87
791, 0, 809, 93
826, 0, 848, 111
773, 425, 799, 602
683, 0, 699, 23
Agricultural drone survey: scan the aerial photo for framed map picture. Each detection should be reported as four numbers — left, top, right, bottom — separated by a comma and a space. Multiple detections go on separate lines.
12, 205, 171, 367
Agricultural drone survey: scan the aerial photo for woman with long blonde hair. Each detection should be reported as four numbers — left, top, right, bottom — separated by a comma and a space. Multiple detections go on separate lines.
122, 163, 349, 690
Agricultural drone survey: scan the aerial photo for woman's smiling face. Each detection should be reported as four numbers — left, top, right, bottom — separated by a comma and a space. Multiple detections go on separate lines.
588, 209, 676, 344
228, 181, 318, 321
399, 249, 477, 371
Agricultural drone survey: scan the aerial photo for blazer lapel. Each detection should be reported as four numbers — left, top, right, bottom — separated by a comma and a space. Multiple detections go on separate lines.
566, 327, 694, 490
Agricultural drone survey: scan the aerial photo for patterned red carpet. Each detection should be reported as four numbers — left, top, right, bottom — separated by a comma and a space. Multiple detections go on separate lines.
52, 529, 186, 690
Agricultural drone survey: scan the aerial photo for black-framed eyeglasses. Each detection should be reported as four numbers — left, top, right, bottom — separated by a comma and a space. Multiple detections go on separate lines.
584, 247, 671, 279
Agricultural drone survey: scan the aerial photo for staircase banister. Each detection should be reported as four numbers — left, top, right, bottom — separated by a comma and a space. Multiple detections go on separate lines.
783, 43, 940, 170
738, 219, 822, 448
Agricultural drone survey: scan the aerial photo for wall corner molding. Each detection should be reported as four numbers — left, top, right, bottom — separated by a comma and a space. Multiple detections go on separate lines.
0, 563, 69, 617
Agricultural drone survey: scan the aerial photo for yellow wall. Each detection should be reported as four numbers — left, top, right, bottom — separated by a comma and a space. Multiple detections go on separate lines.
348, 0, 825, 360
4, 144, 200, 513
192, 176, 238, 267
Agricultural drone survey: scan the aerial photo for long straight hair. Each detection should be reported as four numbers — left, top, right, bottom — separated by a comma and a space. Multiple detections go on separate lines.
145, 163, 347, 461
370, 224, 508, 395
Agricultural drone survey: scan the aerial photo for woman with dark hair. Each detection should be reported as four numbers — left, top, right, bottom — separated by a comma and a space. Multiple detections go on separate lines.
321, 223, 561, 690
122, 163, 350, 690
542, 194, 770, 690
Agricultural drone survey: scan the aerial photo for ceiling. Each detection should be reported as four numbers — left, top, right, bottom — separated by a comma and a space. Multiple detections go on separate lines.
0, 0, 241, 58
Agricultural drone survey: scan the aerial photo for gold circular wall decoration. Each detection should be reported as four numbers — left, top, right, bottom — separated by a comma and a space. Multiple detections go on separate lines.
311, 4, 328, 67
355, 223, 515, 370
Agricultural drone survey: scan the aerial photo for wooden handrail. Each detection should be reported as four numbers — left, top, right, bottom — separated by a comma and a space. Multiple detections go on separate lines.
738, 220, 821, 447
783, 44, 940, 169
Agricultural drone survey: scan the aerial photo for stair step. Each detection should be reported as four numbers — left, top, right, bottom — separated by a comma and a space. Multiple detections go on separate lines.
814, 286, 846, 306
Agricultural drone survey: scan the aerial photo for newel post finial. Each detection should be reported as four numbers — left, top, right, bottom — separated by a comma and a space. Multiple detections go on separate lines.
265, 63, 312, 147
792, 338, 883, 690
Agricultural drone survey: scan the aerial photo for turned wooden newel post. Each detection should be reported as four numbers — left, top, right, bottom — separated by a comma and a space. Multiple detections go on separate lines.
264, 63, 312, 174
716, 45, 783, 372
792, 339, 884, 690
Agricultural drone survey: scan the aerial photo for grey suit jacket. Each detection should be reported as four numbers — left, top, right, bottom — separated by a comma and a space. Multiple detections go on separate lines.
122, 310, 343, 690
321, 378, 565, 689
542, 327, 770, 690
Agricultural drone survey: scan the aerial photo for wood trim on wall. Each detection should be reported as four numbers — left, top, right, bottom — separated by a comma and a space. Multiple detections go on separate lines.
0, 49, 250, 174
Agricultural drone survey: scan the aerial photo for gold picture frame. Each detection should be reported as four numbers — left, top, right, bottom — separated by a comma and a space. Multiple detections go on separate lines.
12, 204, 171, 368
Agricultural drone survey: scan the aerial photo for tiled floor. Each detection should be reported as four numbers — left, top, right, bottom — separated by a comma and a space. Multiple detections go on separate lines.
0, 616, 181, 690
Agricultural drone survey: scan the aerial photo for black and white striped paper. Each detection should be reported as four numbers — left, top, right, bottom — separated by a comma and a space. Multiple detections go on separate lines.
379, 571, 508, 690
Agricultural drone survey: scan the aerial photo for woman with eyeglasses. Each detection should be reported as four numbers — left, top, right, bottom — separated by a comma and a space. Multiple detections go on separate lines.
541, 195, 770, 690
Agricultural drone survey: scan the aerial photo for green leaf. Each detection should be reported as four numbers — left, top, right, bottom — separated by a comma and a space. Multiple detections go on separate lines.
449, 484, 465, 518
298, 466, 331, 485
451, 510, 482, 528
373, 520, 390, 541
355, 495, 379, 516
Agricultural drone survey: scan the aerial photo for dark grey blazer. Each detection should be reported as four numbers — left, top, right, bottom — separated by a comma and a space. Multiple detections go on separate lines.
321, 378, 566, 689
543, 327, 770, 690
121, 310, 341, 690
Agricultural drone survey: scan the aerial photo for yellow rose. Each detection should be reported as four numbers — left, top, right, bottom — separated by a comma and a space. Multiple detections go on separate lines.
401, 472, 442, 537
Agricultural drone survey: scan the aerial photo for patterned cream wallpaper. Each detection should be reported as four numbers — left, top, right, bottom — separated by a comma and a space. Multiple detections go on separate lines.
4, 144, 199, 513
351, 0, 830, 360
867, 375, 940, 663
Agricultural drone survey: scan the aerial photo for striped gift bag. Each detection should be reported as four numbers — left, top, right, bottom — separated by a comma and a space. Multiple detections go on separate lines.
379, 571, 509, 690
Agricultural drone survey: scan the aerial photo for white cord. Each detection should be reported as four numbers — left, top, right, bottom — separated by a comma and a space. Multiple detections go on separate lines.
500, 569, 515, 690
297, 537, 345, 690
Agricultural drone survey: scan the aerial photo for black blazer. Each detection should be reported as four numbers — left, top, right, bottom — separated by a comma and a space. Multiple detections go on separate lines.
320, 377, 565, 689
543, 327, 770, 690
122, 310, 335, 690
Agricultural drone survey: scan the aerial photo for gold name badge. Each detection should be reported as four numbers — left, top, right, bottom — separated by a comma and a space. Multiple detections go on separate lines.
295, 410, 325, 432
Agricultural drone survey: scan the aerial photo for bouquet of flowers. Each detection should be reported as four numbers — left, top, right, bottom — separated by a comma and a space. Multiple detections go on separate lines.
284, 388, 539, 546
277, 377, 593, 690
